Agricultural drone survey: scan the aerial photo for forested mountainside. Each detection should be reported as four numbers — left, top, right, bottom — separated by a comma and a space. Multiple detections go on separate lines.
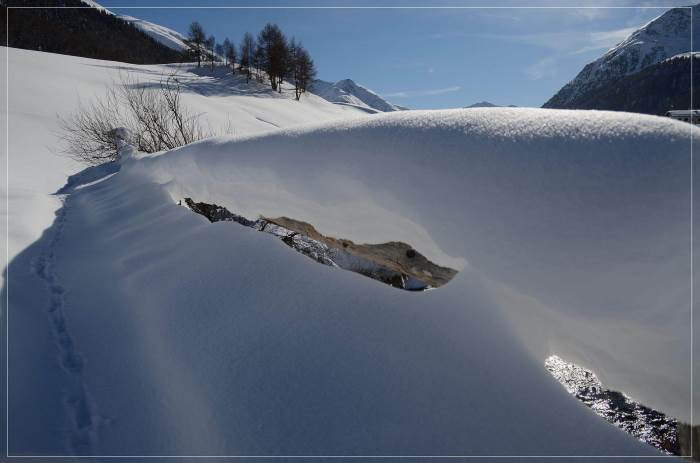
2, 0, 183, 64
546, 54, 698, 115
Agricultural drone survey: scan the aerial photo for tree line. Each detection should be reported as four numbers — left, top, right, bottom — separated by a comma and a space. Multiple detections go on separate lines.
185, 21, 316, 100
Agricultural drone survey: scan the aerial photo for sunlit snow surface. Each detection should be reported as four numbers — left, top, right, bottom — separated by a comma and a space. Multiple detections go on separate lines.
130, 108, 694, 424
3, 47, 697, 457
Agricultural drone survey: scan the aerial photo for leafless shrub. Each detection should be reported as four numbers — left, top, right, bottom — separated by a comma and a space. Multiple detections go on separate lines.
58, 72, 211, 165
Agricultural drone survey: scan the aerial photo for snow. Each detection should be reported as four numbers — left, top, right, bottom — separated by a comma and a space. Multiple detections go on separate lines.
662, 51, 700, 63
8, 143, 664, 456
80, 0, 190, 52
127, 107, 695, 424
313, 78, 405, 112
117, 14, 190, 52
0, 47, 367, 289
3, 46, 695, 457
546, 5, 699, 107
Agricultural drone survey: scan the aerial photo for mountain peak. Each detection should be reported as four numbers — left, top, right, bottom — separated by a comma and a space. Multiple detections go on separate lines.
544, 4, 699, 109
465, 101, 499, 108
312, 79, 405, 112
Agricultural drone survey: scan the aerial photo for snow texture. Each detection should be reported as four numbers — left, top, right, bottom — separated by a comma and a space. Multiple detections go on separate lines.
128, 108, 695, 425
2, 46, 696, 458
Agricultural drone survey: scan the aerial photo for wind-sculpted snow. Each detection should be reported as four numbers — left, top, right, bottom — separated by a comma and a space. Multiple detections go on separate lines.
8, 130, 662, 455
4, 46, 695, 455
128, 108, 694, 426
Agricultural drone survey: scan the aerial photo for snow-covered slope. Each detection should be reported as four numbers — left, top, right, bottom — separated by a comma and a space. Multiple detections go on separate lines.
9, 106, 690, 456
544, 5, 699, 108
81, 0, 189, 52
1, 47, 366, 288
116, 14, 189, 52
313, 78, 405, 112
3, 47, 696, 457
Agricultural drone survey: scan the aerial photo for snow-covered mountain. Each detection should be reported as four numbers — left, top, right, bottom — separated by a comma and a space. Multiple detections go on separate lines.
115, 14, 189, 52
546, 52, 698, 115
81, 0, 189, 52
312, 78, 406, 112
465, 101, 517, 108
465, 101, 499, 108
544, 4, 699, 108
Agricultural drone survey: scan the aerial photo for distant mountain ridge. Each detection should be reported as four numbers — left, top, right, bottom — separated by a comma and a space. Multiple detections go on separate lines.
465, 101, 517, 108
312, 79, 406, 113
544, 4, 700, 110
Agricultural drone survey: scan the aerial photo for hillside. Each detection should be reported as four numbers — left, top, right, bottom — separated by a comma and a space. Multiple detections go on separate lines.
547, 53, 698, 115
544, 4, 699, 110
2, 0, 183, 64
1, 47, 367, 290
79, 0, 190, 52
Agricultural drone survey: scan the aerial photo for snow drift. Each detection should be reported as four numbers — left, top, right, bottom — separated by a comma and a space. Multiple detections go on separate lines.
128, 108, 694, 424
3, 47, 695, 457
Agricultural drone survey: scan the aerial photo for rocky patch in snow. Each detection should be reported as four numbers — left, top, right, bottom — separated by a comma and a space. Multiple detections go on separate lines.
545, 355, 679, 456
180, 198, 450, 291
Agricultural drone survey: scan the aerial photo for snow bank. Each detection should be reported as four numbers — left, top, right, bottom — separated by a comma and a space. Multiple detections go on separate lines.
9, 139, 661, 455
128, 108, 695, 423
4, 47, 695, 456
0, 47, 367, 286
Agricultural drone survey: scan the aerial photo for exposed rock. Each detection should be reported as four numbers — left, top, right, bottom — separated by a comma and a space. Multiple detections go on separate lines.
181, 199, 456, 291
678, 423, 700, 461
545, 355, 679, 455
263, 216, 458, 288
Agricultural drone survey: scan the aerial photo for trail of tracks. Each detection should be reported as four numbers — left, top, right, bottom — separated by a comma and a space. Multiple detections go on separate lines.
31, 195, 100, 454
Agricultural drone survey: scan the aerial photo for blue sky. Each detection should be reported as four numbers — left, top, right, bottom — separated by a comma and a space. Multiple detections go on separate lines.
101, 0, 692, 109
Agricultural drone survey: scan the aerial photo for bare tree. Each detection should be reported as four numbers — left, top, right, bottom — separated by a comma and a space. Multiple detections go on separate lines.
253, 45, 264, 82
288, 39, 316, 100
206, 35, 216, 71
186, 21, 206, 67
57, 91, 123, 165
215, 43, 224, 66
223, 38, 236, 72
58, 73, 210, 165
240, 32, 255, 82
257, 23, 287, 91
296, 46, 316, 98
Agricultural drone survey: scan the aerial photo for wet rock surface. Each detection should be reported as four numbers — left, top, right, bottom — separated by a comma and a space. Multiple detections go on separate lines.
181, 198, 446, 291
263, 216, 458, 288
545, 355, 679, 456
